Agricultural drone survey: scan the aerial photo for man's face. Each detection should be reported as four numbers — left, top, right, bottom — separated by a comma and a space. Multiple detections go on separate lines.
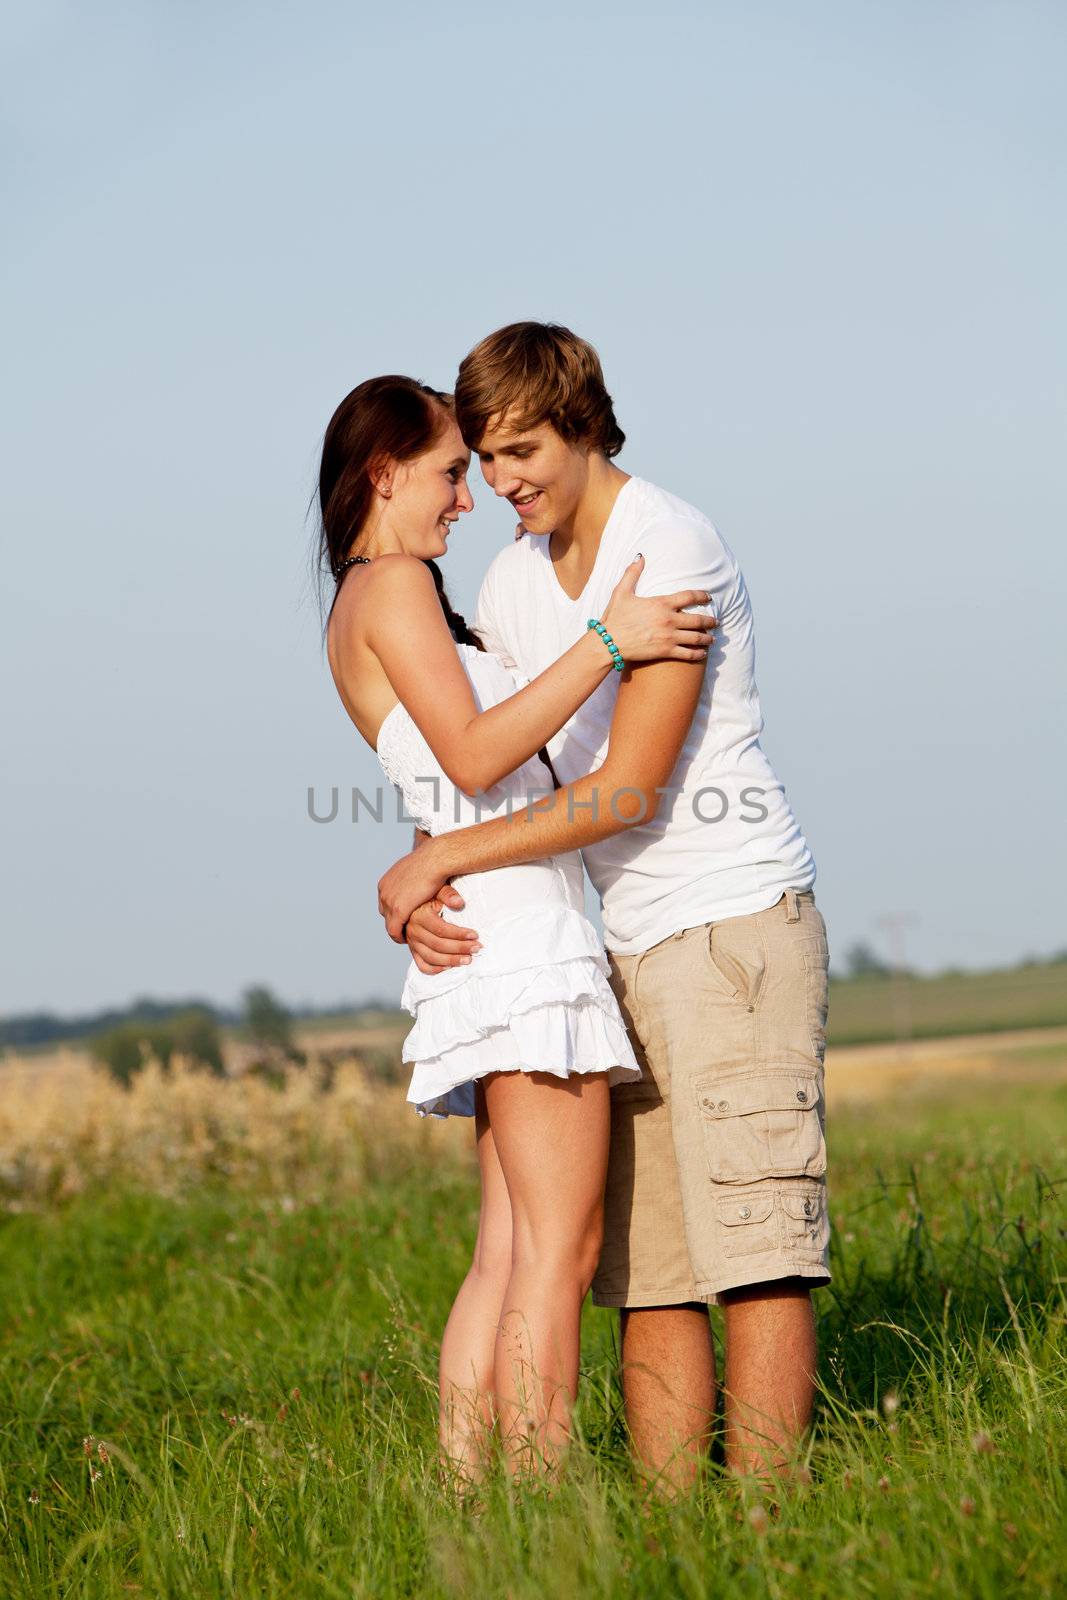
474, 413, 590, 536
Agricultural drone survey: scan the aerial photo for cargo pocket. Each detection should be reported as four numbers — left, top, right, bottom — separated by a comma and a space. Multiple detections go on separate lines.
779, 1183, 830, 1261
695, 1064, 826, 1185
715, 1192, 777, 1258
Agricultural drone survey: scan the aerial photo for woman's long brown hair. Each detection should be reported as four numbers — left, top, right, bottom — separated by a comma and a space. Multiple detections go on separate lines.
315, 374, 483, 648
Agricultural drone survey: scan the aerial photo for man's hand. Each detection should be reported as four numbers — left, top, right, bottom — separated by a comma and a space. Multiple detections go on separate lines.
377, 842, 455, 942
405, 891, 483, 974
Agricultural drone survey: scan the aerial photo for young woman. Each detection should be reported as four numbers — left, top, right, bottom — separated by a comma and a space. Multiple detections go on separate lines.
317, 375, 716, 1484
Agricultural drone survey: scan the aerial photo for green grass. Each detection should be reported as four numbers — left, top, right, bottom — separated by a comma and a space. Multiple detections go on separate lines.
2, 1072, 1066, 1598
826, 962, 1067, 1046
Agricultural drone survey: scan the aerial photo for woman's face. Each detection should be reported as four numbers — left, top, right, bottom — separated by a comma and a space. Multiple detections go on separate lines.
389, 417, 474, 558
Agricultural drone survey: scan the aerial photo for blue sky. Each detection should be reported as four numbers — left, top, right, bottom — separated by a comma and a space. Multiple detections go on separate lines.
3, 1, 1065, 1014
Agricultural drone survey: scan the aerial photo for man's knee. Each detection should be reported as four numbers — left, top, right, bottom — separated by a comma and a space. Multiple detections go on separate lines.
719, 1275, 813, 1306
619, 1304, 715, 1384
621, 1301, 708, 1334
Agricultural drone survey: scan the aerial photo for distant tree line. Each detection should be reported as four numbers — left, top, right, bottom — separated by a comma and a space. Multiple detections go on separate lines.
5, 951, 1066, 1061
81, 985, 343, 1089
0, 993, 405, 1053
836, 944, 1067, 982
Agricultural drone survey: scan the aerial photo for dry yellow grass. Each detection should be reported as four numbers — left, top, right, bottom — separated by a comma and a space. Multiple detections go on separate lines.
0, 1045, 467, 1208
3, 1025, 1064, 1210
823, 1024, 1067, 1106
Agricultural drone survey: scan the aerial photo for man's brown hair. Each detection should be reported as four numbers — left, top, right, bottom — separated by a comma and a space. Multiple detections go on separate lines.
454, 321, 625, 457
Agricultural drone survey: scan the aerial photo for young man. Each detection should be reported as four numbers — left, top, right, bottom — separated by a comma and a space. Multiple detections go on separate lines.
376, 322, 831, 1488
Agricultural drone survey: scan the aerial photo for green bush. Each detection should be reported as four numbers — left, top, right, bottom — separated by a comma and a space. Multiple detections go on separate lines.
243, 985, 295, 1053
89, 1009, 224, 1086
88, 1024, 146, 1087
170, 1008, 225, 1076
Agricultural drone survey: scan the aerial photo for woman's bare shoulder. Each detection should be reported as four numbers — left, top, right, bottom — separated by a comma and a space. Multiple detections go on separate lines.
361, 552, 436, 589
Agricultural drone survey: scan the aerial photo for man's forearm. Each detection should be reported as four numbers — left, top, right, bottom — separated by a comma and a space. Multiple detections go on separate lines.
379, 657, 705, 941
429, 763, 651, 879
425, 657, 705, 879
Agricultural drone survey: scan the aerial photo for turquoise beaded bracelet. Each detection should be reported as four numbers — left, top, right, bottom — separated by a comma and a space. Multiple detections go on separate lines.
587, 617, 625, 671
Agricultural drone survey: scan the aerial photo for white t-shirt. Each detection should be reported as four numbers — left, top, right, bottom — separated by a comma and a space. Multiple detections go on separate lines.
471, 474, 816, 956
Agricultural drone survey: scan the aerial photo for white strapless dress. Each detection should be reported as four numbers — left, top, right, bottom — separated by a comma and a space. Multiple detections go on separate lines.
375, 642, 642, 1117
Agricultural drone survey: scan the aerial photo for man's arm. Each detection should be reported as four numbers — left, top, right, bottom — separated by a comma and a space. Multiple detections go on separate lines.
378, 656, 705, 938
406, 826, 482, 958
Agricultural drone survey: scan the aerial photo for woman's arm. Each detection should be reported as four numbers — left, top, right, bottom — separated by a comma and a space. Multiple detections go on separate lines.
361, 554, 715, 796
378, 652, 708, 938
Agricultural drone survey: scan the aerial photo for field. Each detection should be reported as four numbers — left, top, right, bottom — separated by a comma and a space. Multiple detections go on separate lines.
823, 961, 1067, 1046
225, 958, 1067, 1058
1, 1030, 1065, 1598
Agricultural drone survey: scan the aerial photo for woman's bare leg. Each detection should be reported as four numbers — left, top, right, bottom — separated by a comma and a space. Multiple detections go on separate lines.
437, 1082, 512, 1483
483, 1069, 611, 1478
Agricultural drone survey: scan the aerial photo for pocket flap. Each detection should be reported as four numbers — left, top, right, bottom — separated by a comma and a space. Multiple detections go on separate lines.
716, 1194, 775, 1227
696, 1066, 821, 1118
780, 1190, 823, 1222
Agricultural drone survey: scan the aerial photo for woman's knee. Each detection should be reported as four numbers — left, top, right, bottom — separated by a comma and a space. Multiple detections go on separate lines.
470, 1234, 512, 1294
577, 1209, 605, 1292
513, 1205, 604, 1292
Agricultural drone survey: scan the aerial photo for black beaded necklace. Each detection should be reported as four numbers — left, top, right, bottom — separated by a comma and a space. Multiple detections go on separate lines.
333, 554, 373, 581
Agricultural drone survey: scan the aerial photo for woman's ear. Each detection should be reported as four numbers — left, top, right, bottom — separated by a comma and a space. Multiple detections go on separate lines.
368, 452, 394, 499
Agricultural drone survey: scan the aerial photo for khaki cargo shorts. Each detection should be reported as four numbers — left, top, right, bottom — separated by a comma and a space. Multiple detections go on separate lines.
592, 888, 832, 1308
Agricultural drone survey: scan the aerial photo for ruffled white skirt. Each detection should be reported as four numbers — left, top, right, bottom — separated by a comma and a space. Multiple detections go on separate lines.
399, 894, 643, 1119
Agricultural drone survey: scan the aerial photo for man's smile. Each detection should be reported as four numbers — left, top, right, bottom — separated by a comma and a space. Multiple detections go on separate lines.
510, 490, 544, 515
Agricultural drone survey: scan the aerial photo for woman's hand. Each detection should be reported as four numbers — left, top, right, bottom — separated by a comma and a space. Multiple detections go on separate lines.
405, 890, 483, 974
600, 555, 717, 664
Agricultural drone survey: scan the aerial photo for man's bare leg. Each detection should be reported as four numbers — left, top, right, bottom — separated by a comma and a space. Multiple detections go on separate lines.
720, 1279, 816, 1482
619, 1303, 716, 1491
